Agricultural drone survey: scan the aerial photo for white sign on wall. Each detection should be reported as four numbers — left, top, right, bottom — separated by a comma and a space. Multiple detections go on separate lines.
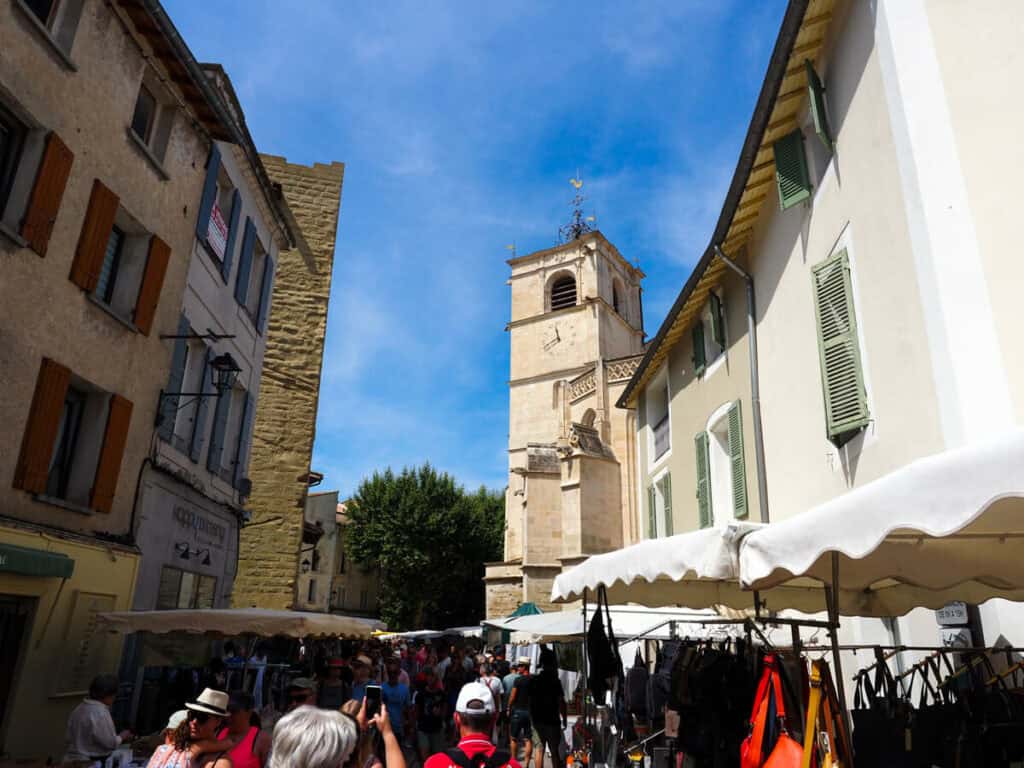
935, 601, 969, 625
207, 201, 229, 260
941, 626, 973, 649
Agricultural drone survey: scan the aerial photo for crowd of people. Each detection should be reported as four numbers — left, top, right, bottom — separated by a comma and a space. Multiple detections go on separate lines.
63, 639, 570, 768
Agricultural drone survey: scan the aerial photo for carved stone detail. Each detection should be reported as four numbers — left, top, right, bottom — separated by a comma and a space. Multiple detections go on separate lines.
568, 368, 596, 402
605, 353, 644, 383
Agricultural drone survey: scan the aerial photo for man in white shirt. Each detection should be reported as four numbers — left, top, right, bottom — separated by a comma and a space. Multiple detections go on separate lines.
63, 675, 132, 767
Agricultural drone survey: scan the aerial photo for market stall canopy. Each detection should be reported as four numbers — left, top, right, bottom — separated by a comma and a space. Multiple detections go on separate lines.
740, 430, 1024, 617
97, 608, 385, 638
551, 525, 760, 609
504, 606, 735, 644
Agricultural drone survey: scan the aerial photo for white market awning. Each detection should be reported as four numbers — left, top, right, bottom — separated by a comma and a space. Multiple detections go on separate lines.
551, 525, 763, 610
740, 430, 1024, 617
504, 606, 735, 644
97, 608, 384, 639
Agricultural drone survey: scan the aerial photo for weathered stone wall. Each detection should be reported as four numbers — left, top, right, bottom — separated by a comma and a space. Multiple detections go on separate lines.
232, 156, 344, 609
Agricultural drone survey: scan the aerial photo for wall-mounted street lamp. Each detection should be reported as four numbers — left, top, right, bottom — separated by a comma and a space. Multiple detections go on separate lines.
301, 558, 311, 574
175, 542, 212, 565
154, 332, 242, 427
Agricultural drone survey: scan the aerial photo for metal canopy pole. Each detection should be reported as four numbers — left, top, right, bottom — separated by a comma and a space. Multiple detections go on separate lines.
582, 587, 590, 728
826, 552, 854, 745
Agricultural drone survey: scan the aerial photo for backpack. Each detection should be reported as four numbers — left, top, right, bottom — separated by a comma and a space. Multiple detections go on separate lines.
625, 648, 649, 718
444, 749, 511, 768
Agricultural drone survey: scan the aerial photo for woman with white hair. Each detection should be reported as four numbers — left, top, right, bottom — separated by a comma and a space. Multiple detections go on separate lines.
268, 707, 359, 768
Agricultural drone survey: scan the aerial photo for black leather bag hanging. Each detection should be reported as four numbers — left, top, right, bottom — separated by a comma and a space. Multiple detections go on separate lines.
626, 647, 650, 718
587, 586, 622, 705
851, 660, 914, 768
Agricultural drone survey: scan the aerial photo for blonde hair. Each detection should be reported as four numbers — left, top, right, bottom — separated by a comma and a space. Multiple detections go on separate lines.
269, 707, 358, 768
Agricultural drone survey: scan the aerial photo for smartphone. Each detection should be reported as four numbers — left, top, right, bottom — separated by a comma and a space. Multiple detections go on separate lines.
365, 684, 382, 719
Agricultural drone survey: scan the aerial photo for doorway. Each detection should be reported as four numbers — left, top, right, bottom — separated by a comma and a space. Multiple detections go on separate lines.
0, 595, 36, 748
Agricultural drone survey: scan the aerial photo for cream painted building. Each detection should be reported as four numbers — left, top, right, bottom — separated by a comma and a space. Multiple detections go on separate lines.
485, 231, 645, 617
331, 500, 381, 617
621, 0, 1024, 654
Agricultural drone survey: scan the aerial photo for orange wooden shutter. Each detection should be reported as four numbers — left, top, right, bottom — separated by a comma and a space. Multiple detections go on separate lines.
20, 132, 74, 257
13, 358, 71, 494
70, 180, 119, 291
133, 235, 171, 336
89, 394, 133, 514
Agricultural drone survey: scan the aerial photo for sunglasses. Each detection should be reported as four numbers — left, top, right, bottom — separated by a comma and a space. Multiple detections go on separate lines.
188, 711, 213, 724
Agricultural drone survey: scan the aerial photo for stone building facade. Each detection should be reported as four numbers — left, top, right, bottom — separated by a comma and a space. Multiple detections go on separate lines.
232, 157, 344, 610
484, 231, 645, 617
331, 501, 381, 617
0, 0, 232, 758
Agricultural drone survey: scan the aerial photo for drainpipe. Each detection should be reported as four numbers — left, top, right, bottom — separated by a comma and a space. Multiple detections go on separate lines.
714, 244, 769, 523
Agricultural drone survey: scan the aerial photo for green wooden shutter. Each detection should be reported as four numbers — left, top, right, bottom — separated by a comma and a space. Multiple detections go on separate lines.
773, 129, 812, 210
812, 249, 870, 445
709, 292, 725, 347
691, 322, 706, 375
695, 432, 711, 528
727, 401, 748, 519
662, 473, 673, 536
805, 60, 832, 151
647, 485, 657, 539
206, 389, 232, 473
234, 217, 256, 306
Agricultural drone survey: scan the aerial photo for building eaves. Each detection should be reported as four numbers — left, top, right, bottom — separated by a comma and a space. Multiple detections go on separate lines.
199, 63, 296, 249
117, 0, 233, 142
617, 0, 824, 409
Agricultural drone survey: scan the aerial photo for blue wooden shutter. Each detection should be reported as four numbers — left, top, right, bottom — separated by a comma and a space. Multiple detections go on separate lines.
662, 473, 673, 536
691, 322, 706, 375
695, 432, 711, 528
773, 129, 812, 210
256, 256, 275, 335
234, 217, 256, 305
196, 143, 221, 242
646, 485, 657, 539
727, 401, 748, 519
233, 393, 256, 488
189, 348, 214, 462
805, 60, 832, 151
220, 188, 241, 283
206, 389, 232, 473
158, 314, 190, 442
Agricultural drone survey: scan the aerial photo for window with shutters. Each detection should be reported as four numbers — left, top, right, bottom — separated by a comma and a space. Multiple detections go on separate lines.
244, 237, 267, 321
646, 472, 674, 539
127, 72, 175, 169
812, 249, 870, 446
171, 340, 214, 456
85, 203, 158, 328
692, 293, 727, 378
548, 272, 577, 312
308, 579, 316, 603
704, 400, 748, 526
645, 367, 671, 467
0, 100, 73, 252
359, 589, 369, 610
15, 0, 85, 65
16, 364, 131, 513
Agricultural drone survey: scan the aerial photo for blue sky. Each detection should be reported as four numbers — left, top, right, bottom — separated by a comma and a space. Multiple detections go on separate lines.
165, 0, 787, 496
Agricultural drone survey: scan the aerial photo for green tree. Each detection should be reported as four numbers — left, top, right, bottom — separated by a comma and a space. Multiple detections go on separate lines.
345, 465, 504, 629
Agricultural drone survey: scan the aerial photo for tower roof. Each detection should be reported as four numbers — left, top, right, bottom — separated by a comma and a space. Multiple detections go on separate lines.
507, 230, 645, 279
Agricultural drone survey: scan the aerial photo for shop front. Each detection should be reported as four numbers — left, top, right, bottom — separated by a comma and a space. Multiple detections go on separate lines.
132, 466, 240, 612
0, 523, 138, 762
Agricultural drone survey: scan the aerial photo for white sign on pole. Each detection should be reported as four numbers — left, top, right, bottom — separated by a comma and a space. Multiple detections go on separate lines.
207, 201, 229, 260
940, 626, 972, 649
935, 601, 968, 625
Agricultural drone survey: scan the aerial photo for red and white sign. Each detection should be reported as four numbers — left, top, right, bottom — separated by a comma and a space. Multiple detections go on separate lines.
207, 201, 229, 260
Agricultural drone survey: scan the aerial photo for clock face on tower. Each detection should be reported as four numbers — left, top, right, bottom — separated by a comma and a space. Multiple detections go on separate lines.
542, 325, 561, 351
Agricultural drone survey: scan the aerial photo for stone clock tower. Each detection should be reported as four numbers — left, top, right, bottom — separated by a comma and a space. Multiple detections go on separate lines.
484, 230, 646, 616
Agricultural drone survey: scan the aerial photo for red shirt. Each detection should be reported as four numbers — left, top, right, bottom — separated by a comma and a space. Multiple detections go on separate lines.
424, 735, 521, 768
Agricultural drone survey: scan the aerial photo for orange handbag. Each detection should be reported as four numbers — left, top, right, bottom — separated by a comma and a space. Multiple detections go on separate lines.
763, 660, 804, 768
741, 655, 778, 768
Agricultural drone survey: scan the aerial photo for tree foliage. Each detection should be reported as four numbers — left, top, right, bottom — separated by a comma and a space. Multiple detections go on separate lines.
344, 464, 504, 629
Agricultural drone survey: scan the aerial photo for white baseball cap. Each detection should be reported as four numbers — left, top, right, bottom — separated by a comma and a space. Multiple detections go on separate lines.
455, 682, 497, 715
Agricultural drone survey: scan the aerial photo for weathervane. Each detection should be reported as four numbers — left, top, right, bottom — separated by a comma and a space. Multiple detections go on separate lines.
559, 172, 596, 244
